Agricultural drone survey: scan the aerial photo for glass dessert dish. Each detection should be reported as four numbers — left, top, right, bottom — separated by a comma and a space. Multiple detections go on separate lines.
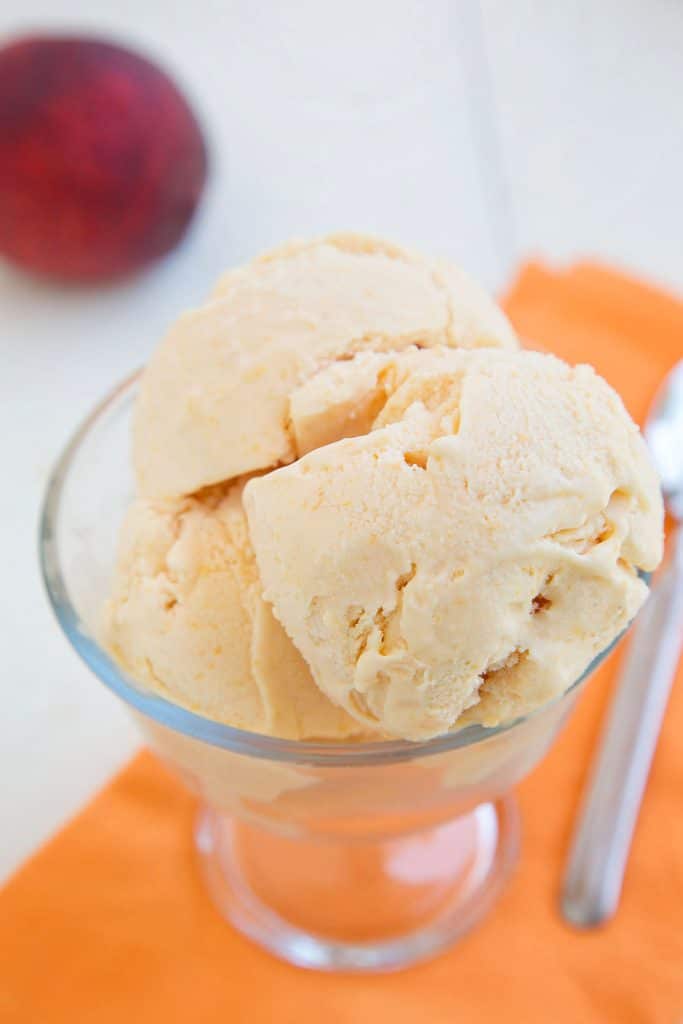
40, 373, 616, 973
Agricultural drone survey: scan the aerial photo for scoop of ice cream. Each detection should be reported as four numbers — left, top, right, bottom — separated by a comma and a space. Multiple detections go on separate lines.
103, 482, 369, 740
133, 234, 518, 499
244, 348, 663, 741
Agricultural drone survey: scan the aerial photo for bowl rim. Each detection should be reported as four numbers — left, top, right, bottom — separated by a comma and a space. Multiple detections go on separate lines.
39, 371, 621, 767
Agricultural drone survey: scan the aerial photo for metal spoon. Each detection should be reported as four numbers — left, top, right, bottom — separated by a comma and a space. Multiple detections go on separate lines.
561, 360, 683, 927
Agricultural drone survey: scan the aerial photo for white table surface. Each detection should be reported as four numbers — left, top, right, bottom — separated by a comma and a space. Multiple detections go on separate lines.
2, 0, 683, 883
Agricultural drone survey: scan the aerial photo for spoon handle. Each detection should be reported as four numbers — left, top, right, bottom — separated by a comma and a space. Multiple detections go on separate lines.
561, 525, 683, 927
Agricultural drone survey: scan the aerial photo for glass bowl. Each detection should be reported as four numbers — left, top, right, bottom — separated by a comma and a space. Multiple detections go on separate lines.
39, 373, 617, 972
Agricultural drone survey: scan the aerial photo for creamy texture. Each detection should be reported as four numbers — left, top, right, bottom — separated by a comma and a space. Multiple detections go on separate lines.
104, 482, 368, 740
245, 348, 663, 741
133, 234, 517, 499
106, 233, 663, 743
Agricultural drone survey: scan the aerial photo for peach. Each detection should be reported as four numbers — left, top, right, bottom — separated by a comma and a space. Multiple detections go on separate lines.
0, 35, 208, 282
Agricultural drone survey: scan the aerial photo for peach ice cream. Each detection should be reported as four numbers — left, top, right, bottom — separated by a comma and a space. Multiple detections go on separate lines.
104, 235, 663, 742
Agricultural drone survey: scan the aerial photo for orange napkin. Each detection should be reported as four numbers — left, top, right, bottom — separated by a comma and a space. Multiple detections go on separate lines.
2, 263, 682, 1024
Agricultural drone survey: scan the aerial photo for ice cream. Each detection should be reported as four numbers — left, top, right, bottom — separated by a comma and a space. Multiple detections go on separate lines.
245, 348, 663, 740
105, 234, 663, 743
104, 481, 369, 740
133, 233, 517, 500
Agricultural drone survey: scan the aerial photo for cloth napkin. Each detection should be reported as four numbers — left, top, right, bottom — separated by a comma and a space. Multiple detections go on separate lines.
2, 263, 682, 1024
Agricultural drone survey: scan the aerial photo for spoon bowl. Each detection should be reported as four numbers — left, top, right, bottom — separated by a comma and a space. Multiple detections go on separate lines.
645, 360, 683, 518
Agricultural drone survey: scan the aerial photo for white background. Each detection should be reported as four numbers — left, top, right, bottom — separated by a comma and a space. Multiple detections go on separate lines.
2, 0, 683, 882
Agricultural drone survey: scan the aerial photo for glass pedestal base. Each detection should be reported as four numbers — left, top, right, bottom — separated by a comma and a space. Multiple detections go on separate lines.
195, 796, 520, 973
